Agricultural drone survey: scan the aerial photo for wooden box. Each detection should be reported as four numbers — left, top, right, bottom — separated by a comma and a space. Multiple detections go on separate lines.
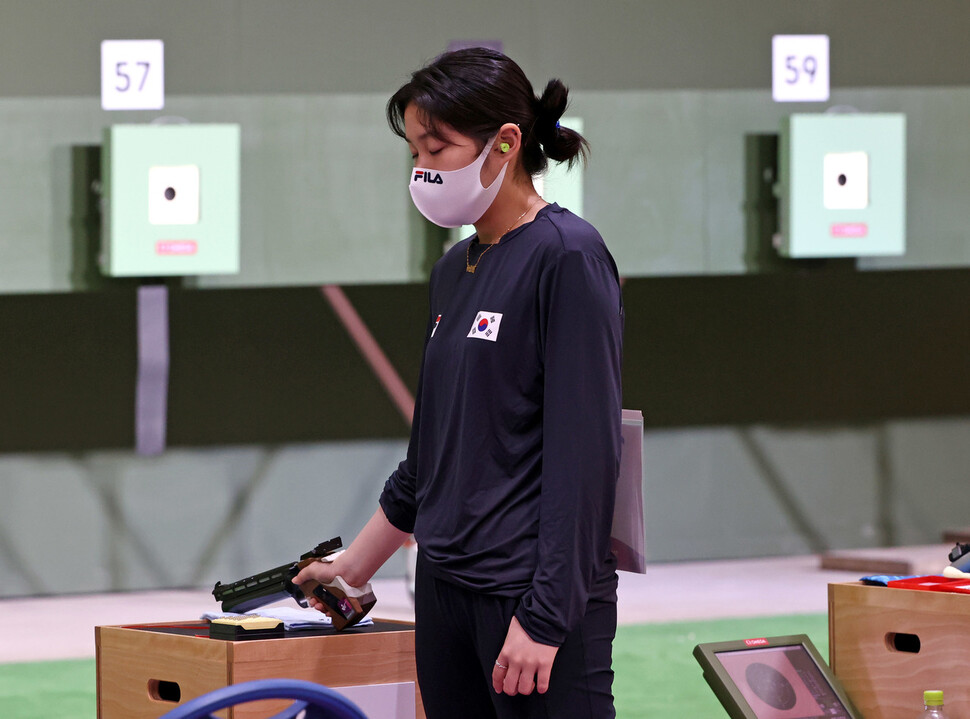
96, 619, 424, 719
829, 581, 970, 719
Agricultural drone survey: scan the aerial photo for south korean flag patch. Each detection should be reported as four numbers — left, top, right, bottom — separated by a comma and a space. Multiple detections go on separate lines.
467, 311, 503, 342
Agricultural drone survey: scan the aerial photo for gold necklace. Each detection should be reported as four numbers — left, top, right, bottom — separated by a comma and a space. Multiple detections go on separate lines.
465, 196, 543, 274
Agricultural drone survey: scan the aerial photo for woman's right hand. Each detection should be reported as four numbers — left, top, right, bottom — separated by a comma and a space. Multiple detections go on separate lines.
292, 559, 341, 613
289, 506, 409, 613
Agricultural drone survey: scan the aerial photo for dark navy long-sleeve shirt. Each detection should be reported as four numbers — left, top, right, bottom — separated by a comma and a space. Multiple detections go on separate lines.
379, 203, 623, 647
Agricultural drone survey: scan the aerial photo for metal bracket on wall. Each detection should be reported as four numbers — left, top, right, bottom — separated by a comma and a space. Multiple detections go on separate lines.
743, 133, 784, 273
136, 285, 170, 456
743, 132, 855, 275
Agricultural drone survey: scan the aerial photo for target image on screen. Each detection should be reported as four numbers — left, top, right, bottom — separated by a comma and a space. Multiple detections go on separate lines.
716, 645, 850, 718
693, 635, 861, 719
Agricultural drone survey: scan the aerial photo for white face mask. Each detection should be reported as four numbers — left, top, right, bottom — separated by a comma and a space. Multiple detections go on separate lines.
409, 136, 508, 228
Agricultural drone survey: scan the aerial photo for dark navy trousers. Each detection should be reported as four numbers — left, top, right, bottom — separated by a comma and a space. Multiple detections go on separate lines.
414, 553, 617, 719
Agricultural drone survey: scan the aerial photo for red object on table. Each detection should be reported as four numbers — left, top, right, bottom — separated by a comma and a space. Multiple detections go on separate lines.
887, 575, 966, 592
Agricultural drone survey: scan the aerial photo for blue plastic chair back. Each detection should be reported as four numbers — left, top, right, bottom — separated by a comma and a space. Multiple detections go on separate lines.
158, 678, 368, 719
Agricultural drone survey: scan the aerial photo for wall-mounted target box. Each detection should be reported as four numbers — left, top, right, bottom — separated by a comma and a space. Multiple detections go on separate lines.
101, 124, 240, 276
776, 113, 906, 258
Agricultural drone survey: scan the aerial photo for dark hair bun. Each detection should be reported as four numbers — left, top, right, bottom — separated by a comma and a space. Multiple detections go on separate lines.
535, 79, 589, 169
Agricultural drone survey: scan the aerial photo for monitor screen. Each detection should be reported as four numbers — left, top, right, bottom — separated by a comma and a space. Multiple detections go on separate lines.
713, 644, 851, 719
694, 635, 861, 719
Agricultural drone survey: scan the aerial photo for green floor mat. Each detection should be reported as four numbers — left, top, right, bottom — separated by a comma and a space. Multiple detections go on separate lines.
613, 613, 829, 718
0, 613, 828, 719
0, 659, 96, 719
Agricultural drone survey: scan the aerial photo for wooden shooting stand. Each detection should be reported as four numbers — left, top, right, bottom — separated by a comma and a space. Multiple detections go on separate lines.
830, 581, 970, 719
96, 618, 424, 719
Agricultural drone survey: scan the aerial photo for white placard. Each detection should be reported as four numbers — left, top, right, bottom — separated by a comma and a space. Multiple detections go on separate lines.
148, 165, 200, 225
772, 35, 829, 103
101, 40, 165, 110
823, 152, 869, 210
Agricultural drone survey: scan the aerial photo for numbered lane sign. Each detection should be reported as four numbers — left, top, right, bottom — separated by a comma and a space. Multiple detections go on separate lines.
772, 35, 829, 103
101, 40, 164, 111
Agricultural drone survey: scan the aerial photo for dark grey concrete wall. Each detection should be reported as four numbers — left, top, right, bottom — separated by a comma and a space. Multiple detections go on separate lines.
2, 1, 970, 96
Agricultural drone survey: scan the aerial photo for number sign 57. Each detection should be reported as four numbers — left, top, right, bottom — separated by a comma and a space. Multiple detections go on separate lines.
115, 61, 151, 93
772, 35, 829, 103
101, 40, 165, 111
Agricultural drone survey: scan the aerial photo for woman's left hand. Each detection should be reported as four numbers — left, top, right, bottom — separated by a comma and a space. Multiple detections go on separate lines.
492, 616, 559, 696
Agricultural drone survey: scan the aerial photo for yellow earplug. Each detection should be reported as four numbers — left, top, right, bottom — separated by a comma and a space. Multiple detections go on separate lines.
500, 142, 511, 153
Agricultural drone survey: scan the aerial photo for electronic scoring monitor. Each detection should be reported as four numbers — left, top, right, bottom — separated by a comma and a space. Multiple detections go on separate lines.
693, 634, 862, 719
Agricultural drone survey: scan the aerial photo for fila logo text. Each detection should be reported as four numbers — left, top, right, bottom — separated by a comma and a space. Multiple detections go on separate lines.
413, 170, 443, 184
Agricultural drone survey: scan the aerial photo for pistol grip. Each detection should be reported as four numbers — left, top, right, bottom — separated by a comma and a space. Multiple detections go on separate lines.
312, 579, 377, 631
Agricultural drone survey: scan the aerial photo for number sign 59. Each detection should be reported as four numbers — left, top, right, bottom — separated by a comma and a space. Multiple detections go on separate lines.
101, 40, 165, 111
772, 35, 829, 103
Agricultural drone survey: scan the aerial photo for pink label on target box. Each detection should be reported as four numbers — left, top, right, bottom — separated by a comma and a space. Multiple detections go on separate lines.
156, 240, 198, 256
830, 223, 868, 238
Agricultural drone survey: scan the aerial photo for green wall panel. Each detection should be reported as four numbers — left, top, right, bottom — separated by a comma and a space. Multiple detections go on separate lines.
4, 87, 970, 292
575, 91, 709, 276
102, 124, 241, 276
1, 1, 970, 293
0, 94, 427, 291
855, 88, 970, 271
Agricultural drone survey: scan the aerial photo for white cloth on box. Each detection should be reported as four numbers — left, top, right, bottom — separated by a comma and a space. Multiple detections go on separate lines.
202, 606, 373, 630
